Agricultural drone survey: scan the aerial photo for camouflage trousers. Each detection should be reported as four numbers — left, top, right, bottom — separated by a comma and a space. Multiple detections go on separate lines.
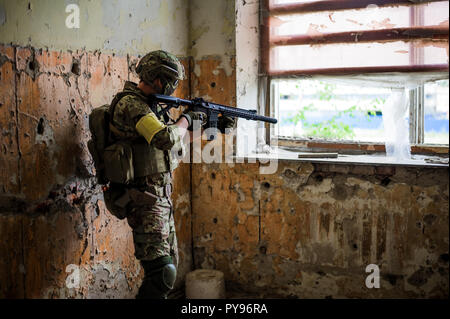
103, 179, 178, 267
125, 186, 179, 267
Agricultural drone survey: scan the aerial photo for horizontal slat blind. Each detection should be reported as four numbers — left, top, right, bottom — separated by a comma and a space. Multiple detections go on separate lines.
261, 0, 449, 76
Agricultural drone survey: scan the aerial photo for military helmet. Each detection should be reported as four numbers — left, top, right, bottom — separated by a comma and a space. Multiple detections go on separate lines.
136, 50, 185, 95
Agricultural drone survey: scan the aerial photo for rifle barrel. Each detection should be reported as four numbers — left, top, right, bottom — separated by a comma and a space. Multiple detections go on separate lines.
213, 103, 277, 124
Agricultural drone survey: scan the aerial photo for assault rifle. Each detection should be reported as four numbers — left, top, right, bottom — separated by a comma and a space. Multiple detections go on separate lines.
149, 94, 278, 140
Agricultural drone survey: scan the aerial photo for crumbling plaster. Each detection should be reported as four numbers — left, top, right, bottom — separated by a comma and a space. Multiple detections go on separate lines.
0, 0, 189, 56
1, 0, 449, 299
0, 0, 193, 298
192, 162, 449, 298
187, 0, 449, 299
0, 43, 192, 298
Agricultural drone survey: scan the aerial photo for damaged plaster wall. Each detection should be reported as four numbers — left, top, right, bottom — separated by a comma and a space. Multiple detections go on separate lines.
189, 0, 449, 298
0, 0, 191, 298
193, 162, 449, 298
0, 0, 188, 56
2, 0, 449, 300
189, 0, 236, 106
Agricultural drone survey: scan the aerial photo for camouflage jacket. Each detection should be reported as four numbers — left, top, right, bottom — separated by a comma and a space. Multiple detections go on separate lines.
110, 81, 183, 186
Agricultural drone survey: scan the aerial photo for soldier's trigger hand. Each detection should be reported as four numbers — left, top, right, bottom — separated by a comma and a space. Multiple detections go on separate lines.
181, 110, 207, 131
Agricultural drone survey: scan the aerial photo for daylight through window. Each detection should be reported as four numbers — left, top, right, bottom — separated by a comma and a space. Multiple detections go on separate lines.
261, 0, 449, 147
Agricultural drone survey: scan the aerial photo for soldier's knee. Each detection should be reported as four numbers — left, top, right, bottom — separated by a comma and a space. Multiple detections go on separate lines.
160, 263, 177, 291
138, 256, 177, 299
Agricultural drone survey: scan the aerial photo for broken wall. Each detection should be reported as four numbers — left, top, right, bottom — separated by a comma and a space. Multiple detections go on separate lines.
192, 162, 449, 298
0, 0, 192, 298
1, 0, 448, 299
189, 0, 449, 298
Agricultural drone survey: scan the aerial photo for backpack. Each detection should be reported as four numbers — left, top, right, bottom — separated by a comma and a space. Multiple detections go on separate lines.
87, 91, 139, 185
87, 104, 112, 185
87, 103, 132, 220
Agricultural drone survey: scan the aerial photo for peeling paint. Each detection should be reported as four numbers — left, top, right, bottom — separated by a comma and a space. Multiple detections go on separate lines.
0, 43, 192, 298
0, 0, 188, 56
193, 162, 449, 298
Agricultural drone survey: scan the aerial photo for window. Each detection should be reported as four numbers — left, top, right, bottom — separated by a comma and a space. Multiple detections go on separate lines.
261, 0, 449, 151
273, 79, 390, 142
424, 79, 449, 144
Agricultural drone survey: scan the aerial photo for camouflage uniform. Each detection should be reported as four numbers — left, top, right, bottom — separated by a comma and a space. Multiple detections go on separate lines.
109, 81, 181, 268
102, 50, 233, 299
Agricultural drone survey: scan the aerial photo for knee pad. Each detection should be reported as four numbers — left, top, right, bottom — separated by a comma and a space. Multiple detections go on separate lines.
159, 263, 177, 291
138, 256, 177, 299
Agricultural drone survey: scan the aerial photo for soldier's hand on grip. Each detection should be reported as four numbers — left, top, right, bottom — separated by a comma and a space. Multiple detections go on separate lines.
181, 110, 208, 130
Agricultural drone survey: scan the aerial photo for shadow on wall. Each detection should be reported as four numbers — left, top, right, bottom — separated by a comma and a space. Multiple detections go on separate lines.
0, 44, 192, 298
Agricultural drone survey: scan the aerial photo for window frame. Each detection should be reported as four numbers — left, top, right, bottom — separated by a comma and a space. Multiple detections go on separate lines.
260, 0, 449, 155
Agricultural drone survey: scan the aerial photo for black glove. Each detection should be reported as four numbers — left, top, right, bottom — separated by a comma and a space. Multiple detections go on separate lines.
218, 115, 236, 134
181, 110, 208, 130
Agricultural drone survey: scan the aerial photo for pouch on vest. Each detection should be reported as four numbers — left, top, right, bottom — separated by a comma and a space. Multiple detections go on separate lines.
103, 186, 130, 220
128, 188, 158, 206
103, 142, 135, 184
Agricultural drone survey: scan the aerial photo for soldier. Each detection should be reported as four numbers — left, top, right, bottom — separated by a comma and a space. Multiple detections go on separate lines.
102, 50, 234, 299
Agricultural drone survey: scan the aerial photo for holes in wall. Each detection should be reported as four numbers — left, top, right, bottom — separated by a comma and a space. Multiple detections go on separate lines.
71, 61, 81, 76
210, 82, 216, 88
26, 57, 40, 79
380, 177, 391, 187
28, 60, 37, 71
37, 118, 45, 135
259, 246, 267, 255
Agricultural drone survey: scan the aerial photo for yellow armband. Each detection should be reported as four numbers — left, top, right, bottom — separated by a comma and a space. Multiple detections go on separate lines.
135, 113, 166, 144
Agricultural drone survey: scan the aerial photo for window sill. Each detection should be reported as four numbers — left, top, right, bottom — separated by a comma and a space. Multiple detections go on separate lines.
235, 148, 449, 168
273, 138, 449, 156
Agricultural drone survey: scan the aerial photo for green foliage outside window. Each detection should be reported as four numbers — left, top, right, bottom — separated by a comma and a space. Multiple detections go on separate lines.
287, 81, 385, 140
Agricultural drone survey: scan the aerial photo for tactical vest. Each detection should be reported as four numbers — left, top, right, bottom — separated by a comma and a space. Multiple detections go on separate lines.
107, 92, 178, 183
